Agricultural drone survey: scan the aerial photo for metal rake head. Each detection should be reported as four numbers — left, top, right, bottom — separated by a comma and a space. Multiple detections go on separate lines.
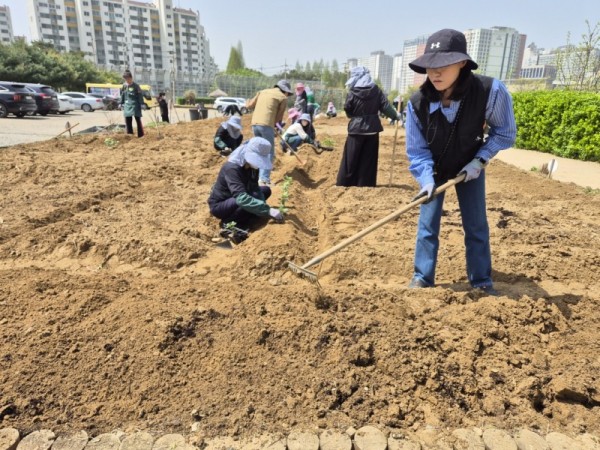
287, 261, 320, 284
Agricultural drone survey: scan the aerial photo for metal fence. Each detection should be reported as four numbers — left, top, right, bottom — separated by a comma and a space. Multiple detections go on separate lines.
212, 74, 348, 112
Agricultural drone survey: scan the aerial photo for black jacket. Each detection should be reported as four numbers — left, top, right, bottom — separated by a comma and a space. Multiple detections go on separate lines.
344, 85, 396, 135
207, 162, 259, 208
214, 126, 243, 151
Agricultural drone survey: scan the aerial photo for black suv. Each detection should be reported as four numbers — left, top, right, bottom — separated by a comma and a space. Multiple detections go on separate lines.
0, 81, 38, 118
24, 83, 60, 115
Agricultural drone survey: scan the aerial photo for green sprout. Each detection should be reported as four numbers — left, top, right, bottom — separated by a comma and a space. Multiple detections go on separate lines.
279, 175, 293, 214
104, 137, 119, 148
321, 137, 335, 148
224, 221, 237, 230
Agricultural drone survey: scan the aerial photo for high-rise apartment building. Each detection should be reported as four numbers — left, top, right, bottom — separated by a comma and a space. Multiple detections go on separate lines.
347, 50, 394, 93
464, 26, 524, 80
0, 4, 14, 43
399, 35, 428, 95
390, 53, 403, 92
27, 0, 217, 94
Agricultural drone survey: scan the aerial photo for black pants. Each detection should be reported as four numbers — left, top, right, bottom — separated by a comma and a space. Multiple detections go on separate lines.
125, 116, 144, 137
210, 186, 272, 229
161, 113, 169, 123
336, 134, 379, 187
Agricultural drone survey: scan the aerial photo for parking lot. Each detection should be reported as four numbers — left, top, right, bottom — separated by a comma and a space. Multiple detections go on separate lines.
0, 106, 220, 148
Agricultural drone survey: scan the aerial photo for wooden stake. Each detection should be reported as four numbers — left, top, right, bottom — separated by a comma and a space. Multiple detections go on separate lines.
54, 122, 80, 139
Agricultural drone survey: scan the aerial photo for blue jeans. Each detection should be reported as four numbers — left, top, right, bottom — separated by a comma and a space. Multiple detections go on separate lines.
412, 172, 492, 288
252, 125, 275, 184
285, 135, 303, 151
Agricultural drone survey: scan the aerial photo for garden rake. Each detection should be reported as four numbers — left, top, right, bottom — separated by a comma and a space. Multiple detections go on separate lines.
287, 173, 467, 283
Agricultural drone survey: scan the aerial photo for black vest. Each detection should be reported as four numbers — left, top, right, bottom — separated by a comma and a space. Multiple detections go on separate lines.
410, 74, 493, 184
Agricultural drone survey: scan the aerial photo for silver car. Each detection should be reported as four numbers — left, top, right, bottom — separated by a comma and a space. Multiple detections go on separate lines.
61, 92, 105, 112
57, 94, 75, 114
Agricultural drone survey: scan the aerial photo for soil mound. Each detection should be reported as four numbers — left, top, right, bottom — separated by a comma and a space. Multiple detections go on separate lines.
1, 115, 599, 438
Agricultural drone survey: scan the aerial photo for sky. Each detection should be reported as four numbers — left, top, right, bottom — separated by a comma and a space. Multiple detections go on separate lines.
3, 0, 599, 74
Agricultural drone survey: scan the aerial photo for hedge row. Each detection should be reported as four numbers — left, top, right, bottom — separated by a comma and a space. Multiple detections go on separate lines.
512, 90, 600, 162
175, 96, 214, 106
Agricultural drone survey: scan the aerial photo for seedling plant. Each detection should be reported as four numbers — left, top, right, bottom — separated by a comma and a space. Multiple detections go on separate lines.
279, 175, 293, 215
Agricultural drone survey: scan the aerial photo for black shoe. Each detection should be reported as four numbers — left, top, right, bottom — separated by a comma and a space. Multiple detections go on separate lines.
475, 285, 500, 296
408, 277, 430, 289
219, 226, 248, 244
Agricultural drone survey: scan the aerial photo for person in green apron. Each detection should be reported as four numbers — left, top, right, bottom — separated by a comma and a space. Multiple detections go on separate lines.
120, 70, 145, 137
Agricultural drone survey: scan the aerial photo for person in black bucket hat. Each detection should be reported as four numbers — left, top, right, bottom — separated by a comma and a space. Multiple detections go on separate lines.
404, 28, 517, 296
408, 28, 478, 74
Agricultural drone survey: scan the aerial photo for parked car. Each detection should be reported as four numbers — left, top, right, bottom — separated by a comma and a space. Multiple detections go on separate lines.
24, 83, 60, 116
0, 81, 38, 118
88, 93, 119, 111
61, 92, 105, 112
57, 94, 75, 114
213, 96, 248, 114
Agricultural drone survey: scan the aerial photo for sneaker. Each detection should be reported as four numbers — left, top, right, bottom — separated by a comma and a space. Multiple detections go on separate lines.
475, 285, 500, 296
408, 277, 430, 289
258, 179, 270, 186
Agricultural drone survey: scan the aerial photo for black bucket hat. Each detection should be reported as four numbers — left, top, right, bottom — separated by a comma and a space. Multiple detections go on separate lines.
409, 29, 478, 74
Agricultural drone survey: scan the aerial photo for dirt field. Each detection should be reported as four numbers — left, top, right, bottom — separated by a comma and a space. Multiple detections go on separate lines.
1, 114, 599, 440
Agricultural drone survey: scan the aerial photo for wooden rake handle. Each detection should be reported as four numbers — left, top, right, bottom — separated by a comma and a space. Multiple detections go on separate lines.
275, 127, 306, 166
299, 173, 467, 270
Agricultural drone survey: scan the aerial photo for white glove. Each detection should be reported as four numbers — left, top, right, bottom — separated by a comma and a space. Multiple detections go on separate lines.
460, 158, 485, 182
413, 182, 435, 203
269, 208, 284, 222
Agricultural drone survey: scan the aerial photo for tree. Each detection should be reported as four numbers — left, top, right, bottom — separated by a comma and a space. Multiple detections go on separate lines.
236, 41, 245, 68
226, 47, 244, 73
0, 40, 115, 91
555, 20, 600, 92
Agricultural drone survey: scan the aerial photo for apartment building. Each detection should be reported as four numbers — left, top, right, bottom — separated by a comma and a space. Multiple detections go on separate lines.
464, 26, 525, 80
0, 4, 14, 43
347, 50, 394, 93
399, 35, 428, 95
390, 53, 402, 92
27, 0, 217, 94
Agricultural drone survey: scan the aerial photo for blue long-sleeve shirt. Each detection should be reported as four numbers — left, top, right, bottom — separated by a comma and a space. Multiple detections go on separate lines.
406, 78, 517, 188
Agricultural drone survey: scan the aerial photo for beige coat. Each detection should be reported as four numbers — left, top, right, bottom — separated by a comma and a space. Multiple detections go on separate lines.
247, 87, 288, 127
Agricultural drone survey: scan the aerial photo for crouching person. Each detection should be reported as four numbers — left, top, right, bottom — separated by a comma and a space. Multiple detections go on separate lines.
208, 137, 284, 243
214, 115, 243, 157
281, 113, 315, 153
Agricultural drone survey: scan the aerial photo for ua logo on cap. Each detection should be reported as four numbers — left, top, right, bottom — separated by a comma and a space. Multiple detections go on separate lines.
431, 42, 440, 49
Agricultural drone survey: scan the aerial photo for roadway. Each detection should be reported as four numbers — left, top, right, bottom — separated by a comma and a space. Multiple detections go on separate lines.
0, 106, 220, 148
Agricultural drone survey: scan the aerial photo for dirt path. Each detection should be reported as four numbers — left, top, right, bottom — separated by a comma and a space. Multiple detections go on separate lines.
1, 116, 599, 439
496, 148, 600, 190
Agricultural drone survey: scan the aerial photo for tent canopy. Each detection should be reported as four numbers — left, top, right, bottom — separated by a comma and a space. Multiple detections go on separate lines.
208, 88, 228, 98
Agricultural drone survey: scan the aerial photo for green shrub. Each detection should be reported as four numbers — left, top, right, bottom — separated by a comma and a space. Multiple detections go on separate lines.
513, 90, 600, 162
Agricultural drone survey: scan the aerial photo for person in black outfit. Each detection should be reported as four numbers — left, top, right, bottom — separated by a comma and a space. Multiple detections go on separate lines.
223, 104, 242, 116
214, 115, 244, 156
336, 66, 401, 187
208, 137, 284, 238
158, 92, 169, 123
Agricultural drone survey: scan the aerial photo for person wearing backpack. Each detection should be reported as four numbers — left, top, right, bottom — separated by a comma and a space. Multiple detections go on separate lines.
405, 28, 517, 295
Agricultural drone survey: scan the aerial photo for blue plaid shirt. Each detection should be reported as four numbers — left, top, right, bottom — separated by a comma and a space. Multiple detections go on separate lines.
405, 78, 517, 187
